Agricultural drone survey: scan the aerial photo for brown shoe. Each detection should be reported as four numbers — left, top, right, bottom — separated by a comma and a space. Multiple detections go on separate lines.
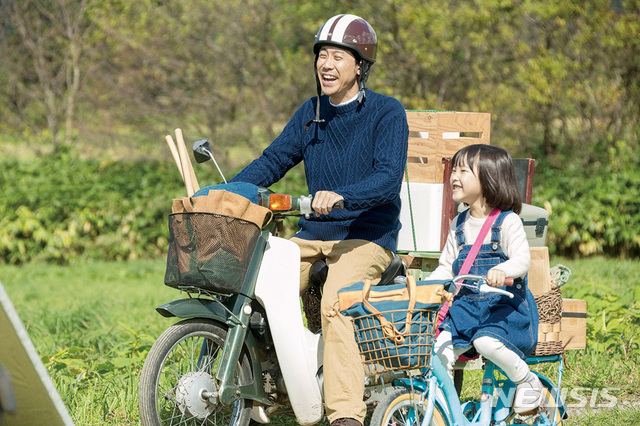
330, 418, 362, 426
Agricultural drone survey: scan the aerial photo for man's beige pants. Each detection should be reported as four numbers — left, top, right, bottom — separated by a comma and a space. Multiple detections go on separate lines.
291, 237, 393, 424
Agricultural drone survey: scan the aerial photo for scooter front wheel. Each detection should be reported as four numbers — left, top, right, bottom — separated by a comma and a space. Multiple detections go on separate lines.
370, 388, 450, 426
139, 319, 252, 426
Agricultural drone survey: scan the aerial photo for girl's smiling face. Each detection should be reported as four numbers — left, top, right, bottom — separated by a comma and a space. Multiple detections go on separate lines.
450, 154, 485, 212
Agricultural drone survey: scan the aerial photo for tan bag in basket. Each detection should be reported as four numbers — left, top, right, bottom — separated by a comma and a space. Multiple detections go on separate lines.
172, 189, 272, 228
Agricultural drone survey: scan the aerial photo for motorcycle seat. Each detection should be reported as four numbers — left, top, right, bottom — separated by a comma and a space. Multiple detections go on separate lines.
308, 254, 406, 289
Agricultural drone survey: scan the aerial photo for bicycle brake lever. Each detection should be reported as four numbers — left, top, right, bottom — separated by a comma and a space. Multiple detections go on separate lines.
478, 283, 514, 299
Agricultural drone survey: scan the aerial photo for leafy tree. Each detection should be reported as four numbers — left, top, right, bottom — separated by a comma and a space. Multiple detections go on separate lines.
0, 0, 92, 147
85, 0, 329, 163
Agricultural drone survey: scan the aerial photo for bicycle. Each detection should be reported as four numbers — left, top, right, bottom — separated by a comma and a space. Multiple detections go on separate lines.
357, 274, 567, 426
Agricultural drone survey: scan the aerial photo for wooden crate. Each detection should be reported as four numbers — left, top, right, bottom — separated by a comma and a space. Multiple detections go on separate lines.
560, 298, 587, 350
405, 111, 491, 183
528, 247, 553, 296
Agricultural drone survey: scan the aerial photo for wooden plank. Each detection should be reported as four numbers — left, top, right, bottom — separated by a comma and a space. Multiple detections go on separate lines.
407, 137, 437, 158
405, 163, 438, 183
405, 111, 491, 183
528, 247, 552, 296
439, 138, 486, 156
524, 158, 535, 204
561, 298, 587, 350
441, 158, 455, 250
435, 112, 491, 143
406, 111, 438, 132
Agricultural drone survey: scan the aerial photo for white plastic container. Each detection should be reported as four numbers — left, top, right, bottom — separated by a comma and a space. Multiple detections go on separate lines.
398, 187, 548, 252
397, 182, 443, 252
519, 203, 549, 247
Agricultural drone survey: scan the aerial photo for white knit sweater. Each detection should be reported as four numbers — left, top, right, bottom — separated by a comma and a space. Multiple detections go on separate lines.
428, 211, 531, 281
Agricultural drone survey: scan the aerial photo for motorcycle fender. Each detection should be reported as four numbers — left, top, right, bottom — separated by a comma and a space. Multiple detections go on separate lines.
156, 298, 271, 405
156, 298, 231, 322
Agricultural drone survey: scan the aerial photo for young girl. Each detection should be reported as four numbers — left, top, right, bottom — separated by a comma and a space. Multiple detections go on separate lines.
430, 144, 542, 414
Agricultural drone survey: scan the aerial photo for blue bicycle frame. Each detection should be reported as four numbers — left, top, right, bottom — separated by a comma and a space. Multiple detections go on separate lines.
393, 354, 567, 426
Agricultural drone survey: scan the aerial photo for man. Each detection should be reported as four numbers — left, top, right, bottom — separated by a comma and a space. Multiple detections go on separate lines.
230, 14, 408, 426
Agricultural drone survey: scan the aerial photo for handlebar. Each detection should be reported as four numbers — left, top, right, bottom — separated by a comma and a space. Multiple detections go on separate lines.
450, 274, 515, 299
261, 192, 343, 219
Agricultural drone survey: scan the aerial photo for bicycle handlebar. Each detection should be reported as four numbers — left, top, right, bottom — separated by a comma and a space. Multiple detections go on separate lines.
451, 274, 515, 299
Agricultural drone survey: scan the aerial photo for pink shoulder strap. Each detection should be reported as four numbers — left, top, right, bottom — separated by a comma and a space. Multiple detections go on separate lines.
436, 208, 502, 335
458, 208, 501, 276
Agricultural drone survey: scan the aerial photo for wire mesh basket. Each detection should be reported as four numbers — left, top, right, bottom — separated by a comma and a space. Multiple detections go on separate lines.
164, 212, 261, 294
351, 308, 438, 375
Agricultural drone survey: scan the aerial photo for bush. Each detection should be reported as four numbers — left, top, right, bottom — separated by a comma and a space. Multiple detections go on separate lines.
2, 145, 638, 263
0, 149, 185, 264
533, 149, 640, 258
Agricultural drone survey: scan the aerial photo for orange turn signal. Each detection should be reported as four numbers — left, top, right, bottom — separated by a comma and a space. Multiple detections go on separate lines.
269, 194, 292, 211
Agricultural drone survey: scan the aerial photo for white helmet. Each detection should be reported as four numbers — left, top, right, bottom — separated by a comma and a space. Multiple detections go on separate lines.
314, 14, 377, 63
307, 15, 378, 129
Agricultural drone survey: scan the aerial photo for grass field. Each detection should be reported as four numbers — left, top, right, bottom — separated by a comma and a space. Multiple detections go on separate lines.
1, 256, 639, 425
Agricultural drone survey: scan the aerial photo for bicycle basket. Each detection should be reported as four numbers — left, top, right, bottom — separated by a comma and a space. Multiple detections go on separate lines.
352, 308, 438, 375
339, 277, 449, 374
164, 212, 261, 294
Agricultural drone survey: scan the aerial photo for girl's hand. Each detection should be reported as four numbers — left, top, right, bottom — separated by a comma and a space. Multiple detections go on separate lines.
486, 268, 506, 287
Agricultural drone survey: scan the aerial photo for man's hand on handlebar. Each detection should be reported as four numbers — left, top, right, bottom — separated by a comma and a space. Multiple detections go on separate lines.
312, 191, 344, 216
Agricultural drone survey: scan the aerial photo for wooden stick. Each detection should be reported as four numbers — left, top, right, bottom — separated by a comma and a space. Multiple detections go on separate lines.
174, 129, 195, 196
165, 135, 184, 181
175, 128, 200, 195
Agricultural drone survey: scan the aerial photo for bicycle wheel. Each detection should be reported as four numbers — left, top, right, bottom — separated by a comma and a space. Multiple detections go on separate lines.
507, 385, 564, 425
371, 388, 449, 426
139, 319, 252, 426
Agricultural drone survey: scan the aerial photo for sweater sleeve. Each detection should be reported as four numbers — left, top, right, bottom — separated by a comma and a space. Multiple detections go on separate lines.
492, 212, 531, 279
335, 106, 409, 209
229, 105, 306, 187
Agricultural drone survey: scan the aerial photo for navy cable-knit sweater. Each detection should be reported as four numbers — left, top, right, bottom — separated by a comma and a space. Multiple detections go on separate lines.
230, 89, 409, 252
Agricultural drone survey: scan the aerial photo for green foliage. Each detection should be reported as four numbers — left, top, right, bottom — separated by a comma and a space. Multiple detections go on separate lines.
3, 0, 639, 167
559, 257, 640, 359
1, 0, 639, 262
574, 286, 640, 358
0, 149, 311, 264
0, 149, 184, 264
533, 144, 640, 258
2, 143, 639, 263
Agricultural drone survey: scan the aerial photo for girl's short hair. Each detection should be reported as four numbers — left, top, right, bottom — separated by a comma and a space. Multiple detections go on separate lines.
451, 144, 522, 214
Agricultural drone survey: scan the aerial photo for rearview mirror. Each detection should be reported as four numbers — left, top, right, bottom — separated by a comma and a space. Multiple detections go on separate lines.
193, 138, 212, 163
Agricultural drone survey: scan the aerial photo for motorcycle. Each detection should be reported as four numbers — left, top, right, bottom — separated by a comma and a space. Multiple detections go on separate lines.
138, 139, 406, 426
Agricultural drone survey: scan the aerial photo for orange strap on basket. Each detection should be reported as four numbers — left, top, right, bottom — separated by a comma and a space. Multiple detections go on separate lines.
360, 275, 418, 345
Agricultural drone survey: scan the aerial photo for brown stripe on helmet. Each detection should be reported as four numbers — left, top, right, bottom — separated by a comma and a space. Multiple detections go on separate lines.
326, 14, 346, 41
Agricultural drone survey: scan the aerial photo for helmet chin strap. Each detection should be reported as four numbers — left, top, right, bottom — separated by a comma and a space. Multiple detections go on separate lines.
357, 60, 372, 104
305, 55, 326, 131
